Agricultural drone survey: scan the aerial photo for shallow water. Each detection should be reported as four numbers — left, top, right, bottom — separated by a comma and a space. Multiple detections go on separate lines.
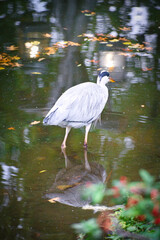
0, 0, 160, 239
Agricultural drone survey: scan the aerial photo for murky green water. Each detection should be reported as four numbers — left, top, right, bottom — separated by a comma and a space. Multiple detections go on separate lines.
0, 0, 160, 239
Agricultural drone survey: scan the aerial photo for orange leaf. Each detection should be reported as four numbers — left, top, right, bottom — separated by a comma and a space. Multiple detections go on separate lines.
142, 67, 153, 71
8, 127, 15, 130
119, 37, 129, 41
119, 27, 131, 31
38, 58, 45, 62
6, 45, 18, 51
43, 33, 51, 38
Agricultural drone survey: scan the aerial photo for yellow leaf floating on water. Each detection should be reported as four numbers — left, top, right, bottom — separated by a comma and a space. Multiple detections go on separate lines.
57, 185, 72, 190
30, 120, 41, 125
31, 72, 42, 75
123, 42, 132, 45
106, 44, 113, 47
109, 39, 119, 42
57, 183, 81, 190
0, 67, 5, 70
39, 170, 46, 173
12, 56, 20, 60
48, 197, 60, 203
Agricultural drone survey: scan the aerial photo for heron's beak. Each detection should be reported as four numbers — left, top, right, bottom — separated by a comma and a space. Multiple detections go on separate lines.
109, 77, 115, 82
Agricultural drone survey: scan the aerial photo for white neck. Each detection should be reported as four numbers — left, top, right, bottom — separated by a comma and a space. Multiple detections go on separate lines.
97, 76, 110, 86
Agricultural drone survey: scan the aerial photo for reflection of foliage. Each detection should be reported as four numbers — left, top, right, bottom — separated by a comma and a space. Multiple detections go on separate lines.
82, 183, 105, 205
72, 170, 160, 240
72, 219, 102, 240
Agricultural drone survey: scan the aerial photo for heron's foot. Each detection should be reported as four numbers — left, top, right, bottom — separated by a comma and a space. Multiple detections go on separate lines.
83, 142, 88, 149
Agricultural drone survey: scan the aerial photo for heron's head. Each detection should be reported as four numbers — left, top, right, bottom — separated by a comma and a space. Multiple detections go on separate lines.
97, 70, 115, 85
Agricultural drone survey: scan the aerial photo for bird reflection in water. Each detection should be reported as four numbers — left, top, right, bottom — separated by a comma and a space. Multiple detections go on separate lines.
44, 150, 107, 208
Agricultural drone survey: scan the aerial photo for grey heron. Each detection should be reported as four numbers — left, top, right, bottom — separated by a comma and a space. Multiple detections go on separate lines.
43, 70, 115, 148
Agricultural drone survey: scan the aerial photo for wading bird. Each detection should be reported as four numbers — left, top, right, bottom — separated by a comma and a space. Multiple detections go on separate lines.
43, 71, 115, 148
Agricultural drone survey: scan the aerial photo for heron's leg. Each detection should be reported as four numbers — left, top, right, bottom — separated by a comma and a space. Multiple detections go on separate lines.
84, 149, 91, 171
61, 126, 71, 149
83, 124, 91, 148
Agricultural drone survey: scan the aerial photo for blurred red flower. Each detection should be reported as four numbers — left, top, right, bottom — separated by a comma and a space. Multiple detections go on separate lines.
150, 189, 159, 200
120, 176, 127, 185
126, 197, 139, 208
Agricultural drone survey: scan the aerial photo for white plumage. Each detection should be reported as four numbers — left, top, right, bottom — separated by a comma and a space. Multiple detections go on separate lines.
43, 70, 114, 148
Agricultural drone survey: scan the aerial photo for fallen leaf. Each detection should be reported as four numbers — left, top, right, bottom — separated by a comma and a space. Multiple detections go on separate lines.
38, 58, 45, 62
81, 10, 96, 16
106, 44, 113, 47
57, 185, 72, 190
57, 183, 80, 190
48, 197, 60, 203
8, 127, 15, 130
89, 59, 99, 63
12, 56, 20, 60
141, 105, 145, 108
119, 37, 129, 41
6, 45, 18, 51
128, 43, 144, 49
142, 67, 153, 71
45, 47, 57, 55
12, 62, 23, 67
0, 67, 5, 70
68, 41, 81, 46
109, 39, 119, 42
119, 27, 131, 31
119, 52, 129, 56
39, 170, 46, 173
30, 120, 41, 125
123, 42, 132, 45
43, 33, 51, 38
145, 47, 153, 51
31, 72, 42, 75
